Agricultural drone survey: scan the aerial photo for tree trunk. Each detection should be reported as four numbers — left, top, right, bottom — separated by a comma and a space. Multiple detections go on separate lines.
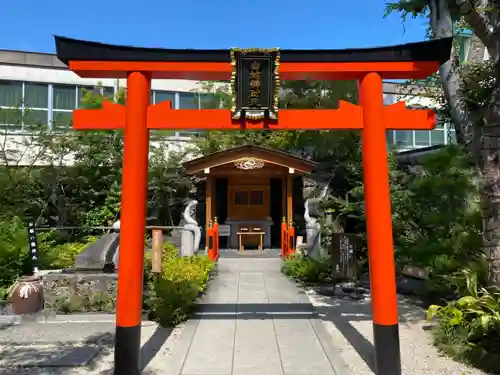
480, 68, 500, 283
429, 0, 500, 283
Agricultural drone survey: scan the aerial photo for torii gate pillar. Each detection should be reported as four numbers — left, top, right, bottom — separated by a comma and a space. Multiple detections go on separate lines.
360, 72, 400, 374
114, 71, 150, 375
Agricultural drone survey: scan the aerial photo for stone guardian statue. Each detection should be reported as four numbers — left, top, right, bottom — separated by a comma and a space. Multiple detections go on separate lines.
304, 184, 329, 262
180, 200, 201, 256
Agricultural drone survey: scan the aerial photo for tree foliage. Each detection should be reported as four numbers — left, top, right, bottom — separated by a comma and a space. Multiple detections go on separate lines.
0, 84, 195, 289
385, 0, 500, 285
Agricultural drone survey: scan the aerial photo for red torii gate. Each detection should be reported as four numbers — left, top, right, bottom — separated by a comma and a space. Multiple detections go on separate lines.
55, 36, 452, 375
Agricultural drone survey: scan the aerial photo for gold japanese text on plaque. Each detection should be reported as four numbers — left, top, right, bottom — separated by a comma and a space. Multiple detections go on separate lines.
230, 48, 280, 121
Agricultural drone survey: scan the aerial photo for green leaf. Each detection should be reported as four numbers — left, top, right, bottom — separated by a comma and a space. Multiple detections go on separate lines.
457, 295, 478, 306
465, 271, 479, 298
426, 304, 442, 321
449, 309, 463, 326
479, 315, 491, 331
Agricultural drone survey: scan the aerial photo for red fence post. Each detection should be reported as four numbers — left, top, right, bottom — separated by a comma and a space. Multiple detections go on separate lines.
287, 220, 295, 255
281, 217, 288, 258
207, 220, 215, 262
213, 217, 219, 260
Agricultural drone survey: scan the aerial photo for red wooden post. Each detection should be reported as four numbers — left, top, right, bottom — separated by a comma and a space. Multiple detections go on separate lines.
213, 217, 219, 260
360, 72, 401, 375
287, 220, 295, 256
281, 217, 288, 258
114, 72, 151, 375
207, 220, 215, 262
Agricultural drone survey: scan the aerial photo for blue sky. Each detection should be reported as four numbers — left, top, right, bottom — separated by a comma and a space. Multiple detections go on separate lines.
1, 0, 429, 53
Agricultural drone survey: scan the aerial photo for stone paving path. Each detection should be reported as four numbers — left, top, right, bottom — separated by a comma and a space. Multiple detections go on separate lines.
163, 257, 348, 375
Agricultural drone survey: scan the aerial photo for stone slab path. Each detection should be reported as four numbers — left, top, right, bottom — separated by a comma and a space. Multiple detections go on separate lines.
163, 258, 348, 375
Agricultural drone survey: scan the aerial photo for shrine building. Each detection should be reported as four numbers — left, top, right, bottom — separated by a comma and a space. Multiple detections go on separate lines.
183, 145, 316, 250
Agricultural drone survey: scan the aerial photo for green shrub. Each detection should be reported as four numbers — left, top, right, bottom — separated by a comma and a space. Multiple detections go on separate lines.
146, 242, 214, 327
426, 270, 500, 373
0, 286, 8, 303
39, 236, 97, 270
281, 254, 331, 284
0, 215, 96, 289
0, 216, 54, 287
0, 216, 31, 287
388, 146, 485, 299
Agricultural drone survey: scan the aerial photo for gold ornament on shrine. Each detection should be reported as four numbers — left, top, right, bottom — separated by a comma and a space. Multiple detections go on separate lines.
234, 157, 265, 170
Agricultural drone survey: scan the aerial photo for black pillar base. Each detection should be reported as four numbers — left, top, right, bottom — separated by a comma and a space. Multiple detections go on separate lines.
114, 325, 142, 375
373, 323, 401, 375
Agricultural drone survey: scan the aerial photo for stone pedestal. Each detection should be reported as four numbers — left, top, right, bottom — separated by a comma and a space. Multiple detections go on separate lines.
42, 272, 118, 313
180, 230, 195, 256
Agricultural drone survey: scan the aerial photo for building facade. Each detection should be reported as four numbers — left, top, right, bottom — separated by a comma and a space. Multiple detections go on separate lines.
0, 49, 218, 135
386, 30, 489, 152
0, 48, 223, 165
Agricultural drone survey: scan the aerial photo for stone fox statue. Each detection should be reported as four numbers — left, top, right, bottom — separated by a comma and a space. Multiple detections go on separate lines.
183, 200, 201, 255
304, 184, 328, 261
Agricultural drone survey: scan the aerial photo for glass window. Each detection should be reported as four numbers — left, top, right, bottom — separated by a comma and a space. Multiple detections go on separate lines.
102, 87, 114, 100
154, 91, 176, 106
24, 83, 48, 108
200, 93, 219, 109
414, 130, 430, 146
178, 92, 198, 109
386, 130, 395, 145
0, 80, 22, 107
394, 130, 412, 146
435, 121, 444, 129
23, 109, 48, 127
430, 129, 446, 145
53, 85, 76, 110
0, 107, 23, 127
52, 111, 73, 129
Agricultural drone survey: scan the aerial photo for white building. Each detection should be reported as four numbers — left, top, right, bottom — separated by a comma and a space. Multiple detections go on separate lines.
0, 48, 218, 165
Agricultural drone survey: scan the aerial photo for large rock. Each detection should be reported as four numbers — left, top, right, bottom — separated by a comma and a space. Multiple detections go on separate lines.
75, 233, 120, 272
74, 232, 149, 272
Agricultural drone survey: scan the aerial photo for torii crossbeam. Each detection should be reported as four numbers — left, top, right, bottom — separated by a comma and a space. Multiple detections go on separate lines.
55, 35, 453, 375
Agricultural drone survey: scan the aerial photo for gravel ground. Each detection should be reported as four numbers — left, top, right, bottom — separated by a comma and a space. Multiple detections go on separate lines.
306, 289, 491, 375
0, 318, 184, 375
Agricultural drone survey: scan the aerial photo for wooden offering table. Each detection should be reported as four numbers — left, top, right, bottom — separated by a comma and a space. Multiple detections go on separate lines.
237, 227, 265, 251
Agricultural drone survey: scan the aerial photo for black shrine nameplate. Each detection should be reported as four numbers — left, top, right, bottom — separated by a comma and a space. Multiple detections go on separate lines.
230, 48, 280, 121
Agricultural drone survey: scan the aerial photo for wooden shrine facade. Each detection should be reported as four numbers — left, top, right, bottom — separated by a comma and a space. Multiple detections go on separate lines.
183, 145, 315, 250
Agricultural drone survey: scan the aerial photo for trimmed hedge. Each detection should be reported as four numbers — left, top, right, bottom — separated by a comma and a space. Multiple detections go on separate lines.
281, 253, 331, 284
145, 243, 214, 327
